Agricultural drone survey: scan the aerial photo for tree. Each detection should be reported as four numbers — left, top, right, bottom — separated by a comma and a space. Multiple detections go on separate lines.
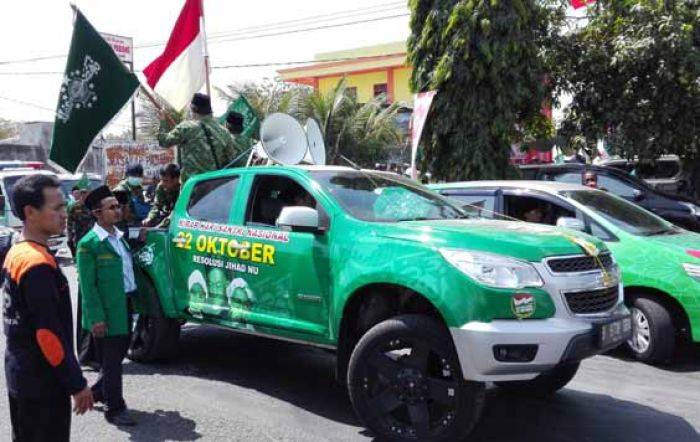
295, 77, 405, 165
0, 118, 17, 140
136, 93, 185, 141
220, 77, 406, 167
554, 0, 699, 195
407, 0, 564, 181
216, 78, 308, 119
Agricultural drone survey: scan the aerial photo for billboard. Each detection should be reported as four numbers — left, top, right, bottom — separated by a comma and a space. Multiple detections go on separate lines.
103, 142, 174, 188
100, 33, 133, 64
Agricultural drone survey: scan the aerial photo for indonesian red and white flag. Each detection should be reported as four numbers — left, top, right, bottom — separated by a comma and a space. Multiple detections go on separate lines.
143, 0, 205, 110
571, 0, 595, 9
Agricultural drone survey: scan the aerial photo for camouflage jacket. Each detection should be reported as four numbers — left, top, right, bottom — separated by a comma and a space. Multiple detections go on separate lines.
66, 201, 94, 245
157, 116, 245, 183
143, 182, 180, 228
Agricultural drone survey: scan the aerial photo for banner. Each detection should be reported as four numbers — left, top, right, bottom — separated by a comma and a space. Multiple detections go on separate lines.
103, 142, 174, 188
410, 91, 436, 180
49, 8, 139, 173
219, 95, 260, 145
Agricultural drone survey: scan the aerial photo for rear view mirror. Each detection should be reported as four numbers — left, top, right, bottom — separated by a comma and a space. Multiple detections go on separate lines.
277, 206, 323, 233
556, 217, 585, 232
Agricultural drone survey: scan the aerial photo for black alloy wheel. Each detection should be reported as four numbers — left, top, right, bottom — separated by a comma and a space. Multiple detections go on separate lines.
348, 315, 484, 442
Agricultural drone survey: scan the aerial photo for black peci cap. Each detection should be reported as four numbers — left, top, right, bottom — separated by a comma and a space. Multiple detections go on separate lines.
191, 93, 213, 115
84, 185, 114, 210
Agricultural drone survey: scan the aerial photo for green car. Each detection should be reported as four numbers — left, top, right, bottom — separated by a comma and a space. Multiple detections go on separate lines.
130, 167, 631, 441
430, 180, 700, 364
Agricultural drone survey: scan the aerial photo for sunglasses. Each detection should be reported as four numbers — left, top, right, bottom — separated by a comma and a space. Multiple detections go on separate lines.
97, 204, 121, 212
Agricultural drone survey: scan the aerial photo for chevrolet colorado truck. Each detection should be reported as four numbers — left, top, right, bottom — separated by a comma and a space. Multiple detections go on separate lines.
129, 166, 631, 441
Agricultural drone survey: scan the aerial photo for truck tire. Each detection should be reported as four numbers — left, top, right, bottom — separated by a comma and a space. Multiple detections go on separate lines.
627, 296, 675, 364
495, 362, 580, 396
127, 281, 180, 363
348, 314, 484, 442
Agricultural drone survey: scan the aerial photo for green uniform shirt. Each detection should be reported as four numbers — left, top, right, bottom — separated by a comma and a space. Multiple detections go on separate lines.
157, 116, 245, 183
143, 182, 180, 227
66, 201, 94, 246
77, 229, 132, 336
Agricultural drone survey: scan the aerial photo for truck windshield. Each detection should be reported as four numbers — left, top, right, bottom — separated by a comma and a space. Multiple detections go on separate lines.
563, 190, 678, 236
310, 170, 467, 222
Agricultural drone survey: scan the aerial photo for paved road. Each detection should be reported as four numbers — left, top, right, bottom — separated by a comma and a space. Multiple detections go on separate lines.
1, 262, 699, 441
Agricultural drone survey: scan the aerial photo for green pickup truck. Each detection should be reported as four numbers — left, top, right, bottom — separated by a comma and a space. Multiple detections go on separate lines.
130, 166, 631, 441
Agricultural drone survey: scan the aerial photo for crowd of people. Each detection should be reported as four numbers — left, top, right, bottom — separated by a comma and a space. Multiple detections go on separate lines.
2, 92, 246, 440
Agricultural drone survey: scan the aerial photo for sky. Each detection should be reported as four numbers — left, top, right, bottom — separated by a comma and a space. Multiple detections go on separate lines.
0, 1, 585, 133
0, 0, 411, 132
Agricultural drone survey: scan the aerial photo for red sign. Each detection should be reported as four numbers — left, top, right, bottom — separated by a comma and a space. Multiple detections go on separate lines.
571, 0, 595, 9
100, 33, 133, 64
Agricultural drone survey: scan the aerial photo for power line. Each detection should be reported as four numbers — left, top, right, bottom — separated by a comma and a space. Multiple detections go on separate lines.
204, 13, 409, 47
0, 52, 410, 77
210, 54, 407, 70
0, 95, 133, 130
0, 2, 408, 66
204, 2, 405, 40
0, 95, 56, 112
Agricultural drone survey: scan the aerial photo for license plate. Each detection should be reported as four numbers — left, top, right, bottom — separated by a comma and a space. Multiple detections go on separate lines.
598, 317, 632, 348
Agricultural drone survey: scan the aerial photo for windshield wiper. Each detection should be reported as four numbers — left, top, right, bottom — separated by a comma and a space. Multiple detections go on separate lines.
643, 228, 677, 236
396, 217, 434, 222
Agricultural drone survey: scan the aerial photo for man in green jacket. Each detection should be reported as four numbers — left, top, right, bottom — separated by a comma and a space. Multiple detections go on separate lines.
77, 185, 137, 427
157, 93, 245, 183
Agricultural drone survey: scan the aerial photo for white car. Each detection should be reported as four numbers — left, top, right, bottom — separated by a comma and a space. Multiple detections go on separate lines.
0, 169, 102, 254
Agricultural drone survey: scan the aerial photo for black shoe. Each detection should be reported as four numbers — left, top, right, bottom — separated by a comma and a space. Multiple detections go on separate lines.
106, 411, 136, 426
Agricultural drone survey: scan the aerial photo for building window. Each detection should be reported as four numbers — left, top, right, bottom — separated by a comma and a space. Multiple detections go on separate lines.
373, 83, 388, 99
345, 87, 357, 100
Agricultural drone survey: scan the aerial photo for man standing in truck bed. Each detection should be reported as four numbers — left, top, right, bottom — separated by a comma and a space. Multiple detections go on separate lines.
157, 93, 244, 183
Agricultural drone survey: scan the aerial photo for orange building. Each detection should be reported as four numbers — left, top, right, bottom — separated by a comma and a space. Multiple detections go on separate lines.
278, 41, 412, 104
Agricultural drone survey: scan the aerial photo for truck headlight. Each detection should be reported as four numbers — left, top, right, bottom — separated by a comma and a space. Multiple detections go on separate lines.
439, 249, 544, 289
682, 263, 700, 281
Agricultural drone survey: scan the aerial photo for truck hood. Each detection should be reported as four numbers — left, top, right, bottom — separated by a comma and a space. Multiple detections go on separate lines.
648, 231, 700, 258
376, 219, 606, 262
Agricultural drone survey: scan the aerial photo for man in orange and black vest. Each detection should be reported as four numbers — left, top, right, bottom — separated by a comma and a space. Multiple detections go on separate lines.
2, 174, 93, 441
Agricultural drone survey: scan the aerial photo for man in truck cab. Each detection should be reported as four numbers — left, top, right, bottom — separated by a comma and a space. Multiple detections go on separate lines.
77, 185, 137, 427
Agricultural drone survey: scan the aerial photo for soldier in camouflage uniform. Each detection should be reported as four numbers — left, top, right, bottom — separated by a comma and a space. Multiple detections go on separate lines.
157, 93, 245, 184
66, 186, 93, 258
142, 164, 181, 228
112, 164, 149, 226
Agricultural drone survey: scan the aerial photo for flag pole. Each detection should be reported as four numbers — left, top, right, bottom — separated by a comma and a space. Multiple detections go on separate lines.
139, 84, 176, 126
200, 0, 212, 97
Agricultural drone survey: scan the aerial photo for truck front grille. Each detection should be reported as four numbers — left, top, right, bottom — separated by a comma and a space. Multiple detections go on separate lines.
563, 286, 619, 314
547, 253, 613, 274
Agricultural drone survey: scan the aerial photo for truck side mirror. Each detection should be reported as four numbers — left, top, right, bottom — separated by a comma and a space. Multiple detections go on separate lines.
633, 189, 644, 201
556, 216, 585, 232
277, 206, 323, 233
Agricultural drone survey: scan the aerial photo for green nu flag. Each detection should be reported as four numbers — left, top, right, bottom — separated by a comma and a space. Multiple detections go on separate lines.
219, 95, 260, 145
50, 8, 139, 172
